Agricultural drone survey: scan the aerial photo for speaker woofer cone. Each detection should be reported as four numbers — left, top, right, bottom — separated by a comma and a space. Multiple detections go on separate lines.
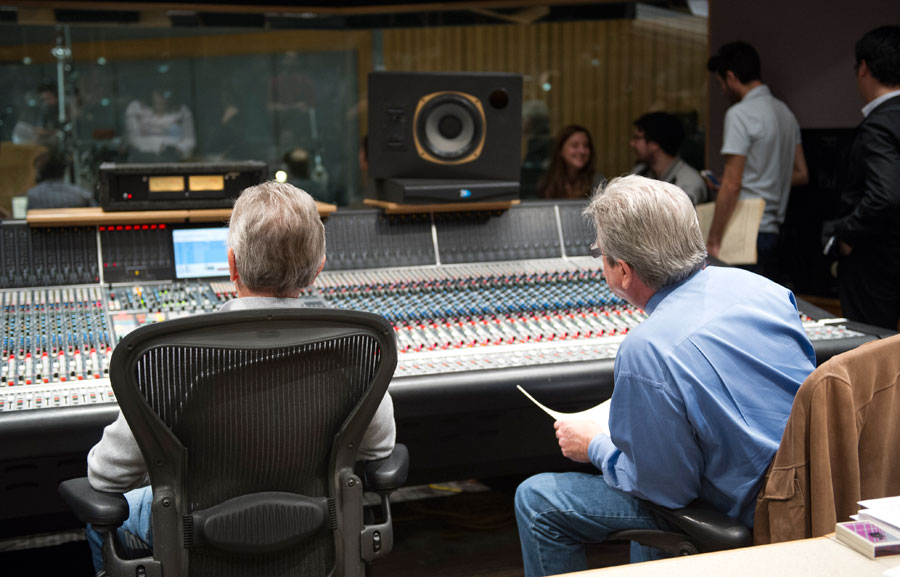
414, 92, 485, 163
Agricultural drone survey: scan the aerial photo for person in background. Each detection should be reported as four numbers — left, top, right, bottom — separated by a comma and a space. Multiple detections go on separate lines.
125, 89, 195, 162
515, 175, 815, 577
26, 150, 95, 210
538, 124, 604, 199
12, 83, 63, 150
706, 42, 808, 279
84, 181, 396, 574
283, 146, 325, 201
630, 112, 708, 205
831, 25, 900, 330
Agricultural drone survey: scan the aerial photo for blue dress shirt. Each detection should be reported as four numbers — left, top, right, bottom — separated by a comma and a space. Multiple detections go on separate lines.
588, 266, 816, 527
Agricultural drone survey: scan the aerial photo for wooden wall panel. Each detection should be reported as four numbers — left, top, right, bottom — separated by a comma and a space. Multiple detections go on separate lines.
382, 18, 707, 178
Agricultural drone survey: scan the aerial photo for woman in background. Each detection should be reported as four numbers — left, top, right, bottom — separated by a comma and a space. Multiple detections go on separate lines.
538, 125, 604, 199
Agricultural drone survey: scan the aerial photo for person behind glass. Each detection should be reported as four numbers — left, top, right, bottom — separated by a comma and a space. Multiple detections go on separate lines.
12, 83, 62, 149
629, 111, 708, 205
538, 124, 604, 199
830, 26, 900, 331
26, 150, 95, 210
124, 89, 196, 162
514, 175, 815, 577
84, 182, 396, 575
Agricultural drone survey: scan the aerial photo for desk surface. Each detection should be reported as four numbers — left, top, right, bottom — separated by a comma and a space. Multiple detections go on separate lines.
571, 536, 900, 577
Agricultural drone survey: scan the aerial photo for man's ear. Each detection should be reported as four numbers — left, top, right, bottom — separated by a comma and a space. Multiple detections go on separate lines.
227, 247, 238, 283
619, 260, 635, 291
312, 254, 326, 280
857, 59, 870, 79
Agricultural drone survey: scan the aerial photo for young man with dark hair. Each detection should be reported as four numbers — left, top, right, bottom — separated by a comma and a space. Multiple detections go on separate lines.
706, 42, 808, 279
630, 112, 707, 205
832, 25, 900, 330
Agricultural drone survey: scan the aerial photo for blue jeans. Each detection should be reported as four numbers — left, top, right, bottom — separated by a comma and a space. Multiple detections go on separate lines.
743, 232, 780, 281
515, 472, 672, 577
86, 486, 154, 573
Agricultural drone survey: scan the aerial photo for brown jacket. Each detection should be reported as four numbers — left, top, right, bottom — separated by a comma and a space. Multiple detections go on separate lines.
754, 334, 900, 544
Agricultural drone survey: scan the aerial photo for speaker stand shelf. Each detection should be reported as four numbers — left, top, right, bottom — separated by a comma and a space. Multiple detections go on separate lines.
26, 202, 337, 227
363, 198, 520, 215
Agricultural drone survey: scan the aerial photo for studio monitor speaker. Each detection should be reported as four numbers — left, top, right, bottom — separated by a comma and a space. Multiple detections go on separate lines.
369, 71, 522, 203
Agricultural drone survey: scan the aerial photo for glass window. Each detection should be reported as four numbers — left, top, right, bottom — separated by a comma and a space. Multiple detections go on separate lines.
0, 2, 707, 215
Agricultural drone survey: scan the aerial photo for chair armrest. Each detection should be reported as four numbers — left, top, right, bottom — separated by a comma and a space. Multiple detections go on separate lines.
58, 477, 130, 527
644, 500, 752, 551
362, 444, 409, 492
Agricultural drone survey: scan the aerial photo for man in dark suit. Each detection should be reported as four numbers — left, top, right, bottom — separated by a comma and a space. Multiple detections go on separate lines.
834, 25, 900, 330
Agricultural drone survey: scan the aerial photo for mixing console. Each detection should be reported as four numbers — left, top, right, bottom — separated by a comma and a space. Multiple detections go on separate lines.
0, 257, 873, 412
0, 200, 893, 529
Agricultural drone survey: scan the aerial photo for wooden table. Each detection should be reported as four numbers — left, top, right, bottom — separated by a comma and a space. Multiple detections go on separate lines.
567, 536, 900, 577
25, 202, 337, 227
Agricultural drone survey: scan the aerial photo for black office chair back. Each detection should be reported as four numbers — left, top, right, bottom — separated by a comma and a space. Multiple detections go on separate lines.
110, 309, 397, 577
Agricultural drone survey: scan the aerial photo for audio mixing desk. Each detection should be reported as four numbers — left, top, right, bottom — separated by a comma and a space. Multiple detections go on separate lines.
0, 202, 889, 535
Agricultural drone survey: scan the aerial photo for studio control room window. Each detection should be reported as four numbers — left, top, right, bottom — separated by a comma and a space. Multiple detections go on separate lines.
0, 2, 708, 215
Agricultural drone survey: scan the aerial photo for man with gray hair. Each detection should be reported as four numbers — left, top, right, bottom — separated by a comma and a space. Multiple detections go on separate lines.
515, 175, 814, 576
85, 182, 396, 574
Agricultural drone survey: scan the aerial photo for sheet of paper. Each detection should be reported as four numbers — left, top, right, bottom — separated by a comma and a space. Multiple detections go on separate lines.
859, 496, 900, 509
695, 197, 765, 265
517, 385, 610, 434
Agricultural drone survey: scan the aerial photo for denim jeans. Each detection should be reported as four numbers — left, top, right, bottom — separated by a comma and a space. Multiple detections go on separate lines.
740, 232, 780, 281
515, 472, 671, 577
86, 485, 154, 574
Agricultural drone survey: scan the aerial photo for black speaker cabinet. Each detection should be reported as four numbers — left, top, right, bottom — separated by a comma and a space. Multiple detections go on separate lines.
368, 71, 522, 203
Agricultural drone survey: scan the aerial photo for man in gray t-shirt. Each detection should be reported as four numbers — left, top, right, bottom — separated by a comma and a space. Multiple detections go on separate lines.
707, 42, 808, 279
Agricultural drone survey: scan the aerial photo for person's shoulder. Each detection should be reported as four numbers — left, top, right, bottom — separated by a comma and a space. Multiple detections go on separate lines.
863, 97, 900, 131
675, 158, 703, 181
708, 266, 796, 307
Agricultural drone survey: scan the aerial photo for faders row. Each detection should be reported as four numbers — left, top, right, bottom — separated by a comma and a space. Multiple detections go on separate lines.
317, 259, 622, 321
0, 379, 115, 411
2, 287, 112, 386
317, 259, 645, 377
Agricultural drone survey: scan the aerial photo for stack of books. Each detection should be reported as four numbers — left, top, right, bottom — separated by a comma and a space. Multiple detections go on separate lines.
836, 496, 900, 558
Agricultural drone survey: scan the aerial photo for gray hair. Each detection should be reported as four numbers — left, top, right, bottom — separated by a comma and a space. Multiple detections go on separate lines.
584, 175, 707, 290
227, 181, 325, 295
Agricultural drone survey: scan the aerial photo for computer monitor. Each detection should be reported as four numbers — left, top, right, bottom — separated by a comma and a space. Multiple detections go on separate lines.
172, 227, 229, 279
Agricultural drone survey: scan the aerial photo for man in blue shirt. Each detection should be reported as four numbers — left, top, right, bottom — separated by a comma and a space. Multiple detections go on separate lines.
515, 175, 815, 577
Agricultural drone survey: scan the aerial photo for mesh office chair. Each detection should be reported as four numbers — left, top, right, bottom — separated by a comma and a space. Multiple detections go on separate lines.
60, 309, 408, 577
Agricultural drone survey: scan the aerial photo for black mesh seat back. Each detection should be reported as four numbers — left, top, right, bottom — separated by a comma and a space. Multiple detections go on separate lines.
112, 310, 395, 577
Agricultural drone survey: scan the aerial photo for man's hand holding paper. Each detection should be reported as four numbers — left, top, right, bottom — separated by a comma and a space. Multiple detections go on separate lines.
554, 419, 607, 463
517, 385, 612, 463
